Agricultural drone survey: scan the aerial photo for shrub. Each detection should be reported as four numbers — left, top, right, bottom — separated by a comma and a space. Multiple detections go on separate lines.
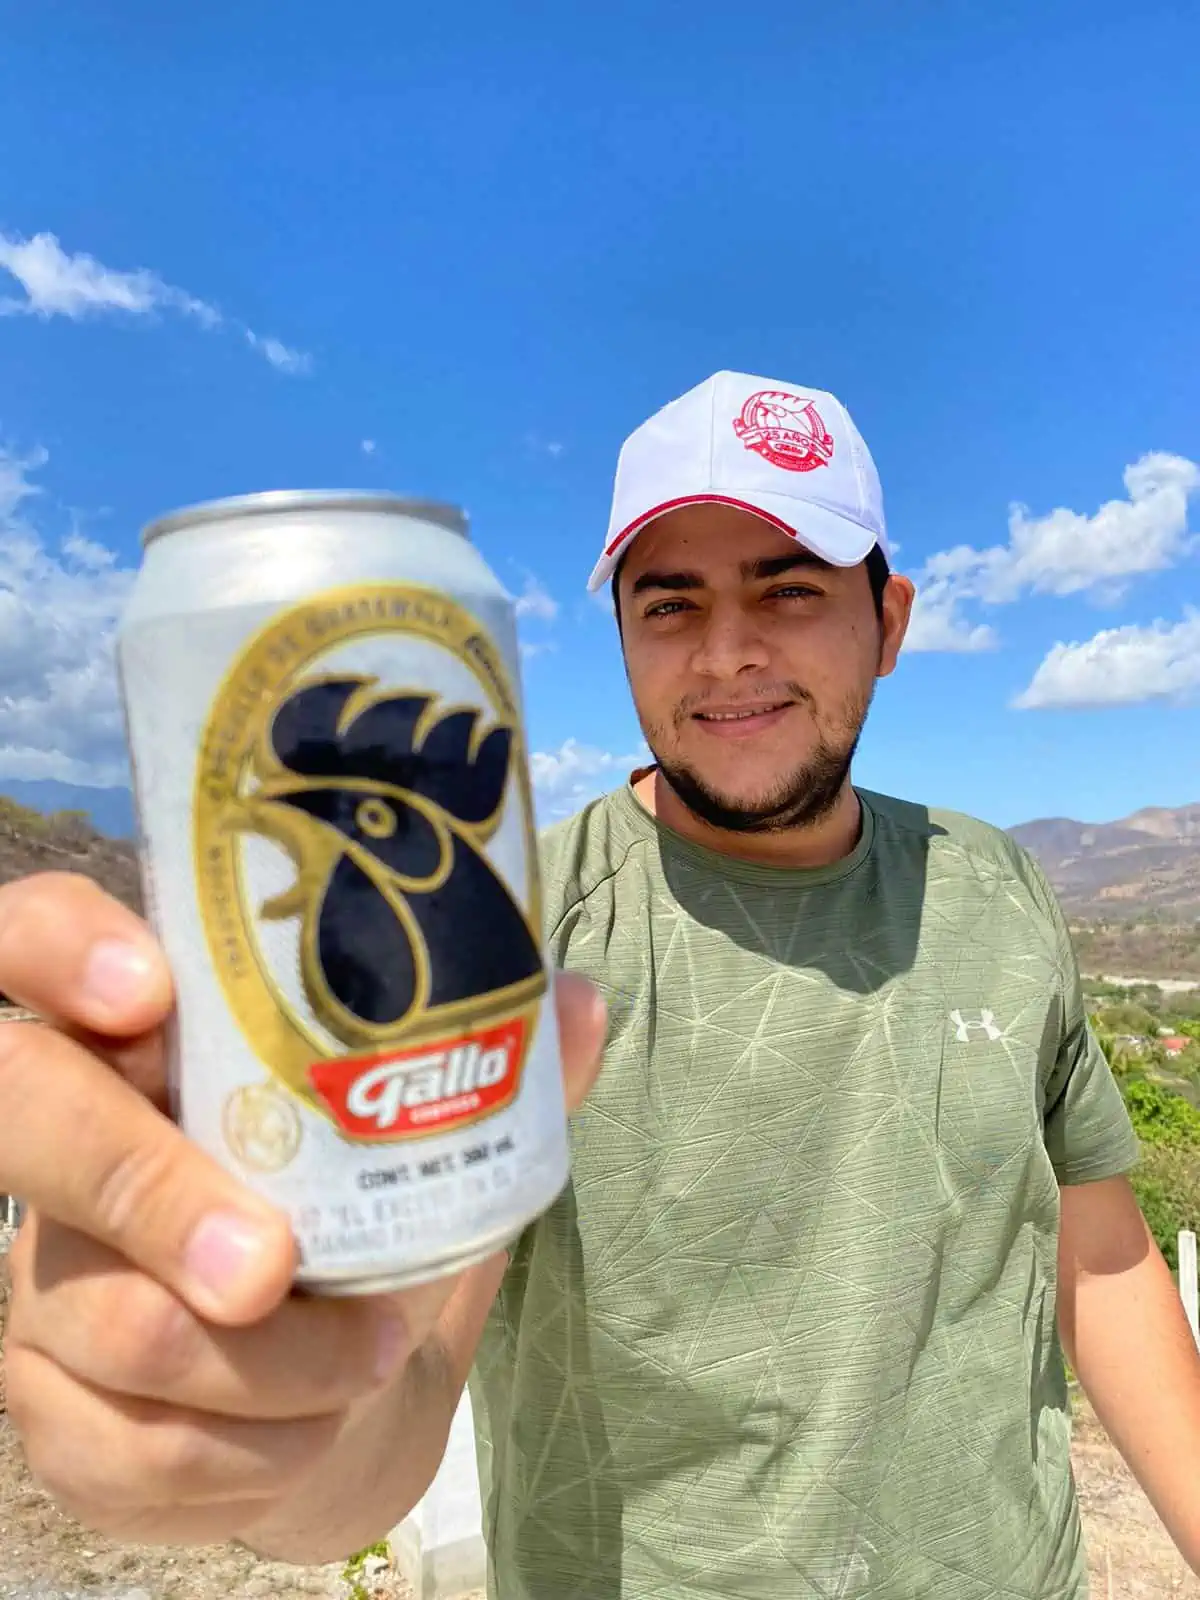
46, 809, 96, 851
1093, 1001, 1162, 1037
1121, 1076, 1200, 1149
1129, 1145, 1200, 1270
0, 797, 48, 836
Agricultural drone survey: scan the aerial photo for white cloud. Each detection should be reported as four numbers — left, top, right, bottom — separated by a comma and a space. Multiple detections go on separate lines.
905, 452, 1199, 652
524, 432, 565, 459
1014, 610, 1200, 710
0, 229, 219, 326
360, 439, 377, 456
0, 229, 309, 374
244, 330, 313, 375
531, 738, 649, 821
0, 445, 133, 785
904, 577, 998, 653
0, 443, 45, 520
1010, 452, 1198, 596
512, 575, 559, 624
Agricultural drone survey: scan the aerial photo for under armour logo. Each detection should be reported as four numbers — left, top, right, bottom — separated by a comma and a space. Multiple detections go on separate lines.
950, 1009, 1003, 1043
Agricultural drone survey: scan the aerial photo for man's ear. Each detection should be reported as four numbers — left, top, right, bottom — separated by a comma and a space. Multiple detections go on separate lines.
877, 575, 916, 678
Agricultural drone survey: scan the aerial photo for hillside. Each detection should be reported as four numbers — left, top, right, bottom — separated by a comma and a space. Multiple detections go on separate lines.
0, 779, 135, 840
0, 791, 1197, 935
1010, 802, 1200, 920
0, 798, 142, 921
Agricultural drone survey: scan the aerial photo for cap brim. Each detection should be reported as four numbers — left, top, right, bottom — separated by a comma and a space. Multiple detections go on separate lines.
587, 491, 882, 591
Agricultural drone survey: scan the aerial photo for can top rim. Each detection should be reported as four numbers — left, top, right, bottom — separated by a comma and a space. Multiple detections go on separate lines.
141, 491, 469, 547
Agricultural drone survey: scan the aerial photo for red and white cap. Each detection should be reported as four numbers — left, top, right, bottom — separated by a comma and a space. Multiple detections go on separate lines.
587, 370, 889, 591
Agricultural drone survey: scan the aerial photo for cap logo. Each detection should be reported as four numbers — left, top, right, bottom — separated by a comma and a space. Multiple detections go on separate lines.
732, 390, 834, 473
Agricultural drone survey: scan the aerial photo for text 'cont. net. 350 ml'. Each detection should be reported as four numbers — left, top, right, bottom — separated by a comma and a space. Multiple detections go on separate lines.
116, 491, 569, 1293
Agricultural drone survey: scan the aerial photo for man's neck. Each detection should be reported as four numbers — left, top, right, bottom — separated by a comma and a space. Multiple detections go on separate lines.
630, 767, 864, 870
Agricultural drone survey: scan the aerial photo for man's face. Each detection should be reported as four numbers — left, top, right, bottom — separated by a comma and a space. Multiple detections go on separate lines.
616, 503, 914, 833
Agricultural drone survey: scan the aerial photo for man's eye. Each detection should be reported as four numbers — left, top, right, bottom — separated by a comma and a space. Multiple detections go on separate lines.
644, 599, 692, 618
769, 584, 823, 600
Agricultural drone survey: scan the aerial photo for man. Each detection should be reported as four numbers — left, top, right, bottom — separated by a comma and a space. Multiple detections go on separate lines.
1, 372, 1198, 1599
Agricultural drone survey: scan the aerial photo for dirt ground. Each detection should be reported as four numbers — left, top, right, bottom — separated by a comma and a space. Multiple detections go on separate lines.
1, 1245, 1196, 1598
1072, 1392, 1199, 1597
0, 1403, 430, 1600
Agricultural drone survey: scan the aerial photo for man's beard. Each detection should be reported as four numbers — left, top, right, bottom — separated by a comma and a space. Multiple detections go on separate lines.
646, 683, 873, 836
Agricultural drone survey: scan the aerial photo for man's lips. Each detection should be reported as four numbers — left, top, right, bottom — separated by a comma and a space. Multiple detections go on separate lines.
689, 701, 794, 736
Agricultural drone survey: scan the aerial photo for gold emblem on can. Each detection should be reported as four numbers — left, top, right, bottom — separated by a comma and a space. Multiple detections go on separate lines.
223, 1083, 303, 1172
194, 583, 545, 1144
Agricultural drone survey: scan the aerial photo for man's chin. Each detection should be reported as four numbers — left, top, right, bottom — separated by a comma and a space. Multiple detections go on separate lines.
690, 783, 780, 818
658, 767, 806, 832
655, 747, 856, 835
668, 762, 798, 813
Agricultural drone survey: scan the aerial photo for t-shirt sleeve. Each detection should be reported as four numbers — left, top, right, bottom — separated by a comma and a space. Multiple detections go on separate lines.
1027, 858, 1140, 1185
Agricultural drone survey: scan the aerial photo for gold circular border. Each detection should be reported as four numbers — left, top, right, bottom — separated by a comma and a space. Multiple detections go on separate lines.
222, 1083, 304, 1173
193, 582, 542, 1124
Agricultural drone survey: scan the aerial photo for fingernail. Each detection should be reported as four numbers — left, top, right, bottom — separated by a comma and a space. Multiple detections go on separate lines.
82, 938, 157, 1013
375, 1313, 410, 1384
185, 1211, 274, 1306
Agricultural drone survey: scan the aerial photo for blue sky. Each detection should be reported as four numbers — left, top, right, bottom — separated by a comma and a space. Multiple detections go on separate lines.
1, 0, 1197, 830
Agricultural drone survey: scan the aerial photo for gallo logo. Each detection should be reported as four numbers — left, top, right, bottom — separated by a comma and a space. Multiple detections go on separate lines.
732, 390, 835, 473
194, 583, 545, 1146
309, 1018, 526, 1139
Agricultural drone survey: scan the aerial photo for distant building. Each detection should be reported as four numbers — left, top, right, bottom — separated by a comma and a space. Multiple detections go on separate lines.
1162, 1037, 1189, 1057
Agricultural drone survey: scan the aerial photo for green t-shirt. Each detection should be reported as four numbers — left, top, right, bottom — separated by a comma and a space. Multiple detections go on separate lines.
469, 783, 1139, 1599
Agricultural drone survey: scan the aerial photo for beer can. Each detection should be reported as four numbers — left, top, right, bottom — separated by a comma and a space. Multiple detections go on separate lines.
116, 491, 569, 1293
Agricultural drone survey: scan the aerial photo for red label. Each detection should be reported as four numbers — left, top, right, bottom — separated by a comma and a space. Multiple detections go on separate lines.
308, 1016, 527, 1141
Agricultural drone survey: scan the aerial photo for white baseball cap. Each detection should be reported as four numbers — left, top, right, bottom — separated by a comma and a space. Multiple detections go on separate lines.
587, 370, 889, 592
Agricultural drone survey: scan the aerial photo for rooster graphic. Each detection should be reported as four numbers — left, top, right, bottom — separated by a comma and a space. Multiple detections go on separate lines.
241, 675, 543, 1040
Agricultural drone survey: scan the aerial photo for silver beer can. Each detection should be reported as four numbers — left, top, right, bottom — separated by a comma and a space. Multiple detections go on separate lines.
116, 491, 569, 1293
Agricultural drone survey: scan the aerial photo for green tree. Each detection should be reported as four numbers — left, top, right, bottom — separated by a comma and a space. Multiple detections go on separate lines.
1119, 1074, 1200, 1267
1121, 1076, 1200, 1148
1094, 1001, 1160, 1037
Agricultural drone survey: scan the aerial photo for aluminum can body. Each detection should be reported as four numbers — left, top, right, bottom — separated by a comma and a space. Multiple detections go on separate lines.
116, 492, 569, 1292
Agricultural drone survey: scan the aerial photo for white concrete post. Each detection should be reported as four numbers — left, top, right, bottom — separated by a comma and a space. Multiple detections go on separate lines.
1178, 1230, 1199, 1348
390, 1389, 486, 1599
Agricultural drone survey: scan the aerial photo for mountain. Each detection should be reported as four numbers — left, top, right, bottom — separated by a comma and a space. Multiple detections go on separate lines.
1010, 803, 1200, 920
0, 780, 135, 840
2, 780, 1197, 929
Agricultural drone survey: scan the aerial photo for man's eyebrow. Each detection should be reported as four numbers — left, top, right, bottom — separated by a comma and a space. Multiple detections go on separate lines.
629, 551, 834, 597
742, 552, 833, 580
629, 569, 705, 596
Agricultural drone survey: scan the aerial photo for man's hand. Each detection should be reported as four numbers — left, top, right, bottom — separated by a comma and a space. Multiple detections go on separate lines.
0, 872, 605, 1549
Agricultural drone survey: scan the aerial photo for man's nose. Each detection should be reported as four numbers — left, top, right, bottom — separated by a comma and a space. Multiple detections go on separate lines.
689, 604, 770, 678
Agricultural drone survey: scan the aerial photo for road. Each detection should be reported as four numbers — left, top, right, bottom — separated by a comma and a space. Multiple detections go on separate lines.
1087, 973, 1200, 996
